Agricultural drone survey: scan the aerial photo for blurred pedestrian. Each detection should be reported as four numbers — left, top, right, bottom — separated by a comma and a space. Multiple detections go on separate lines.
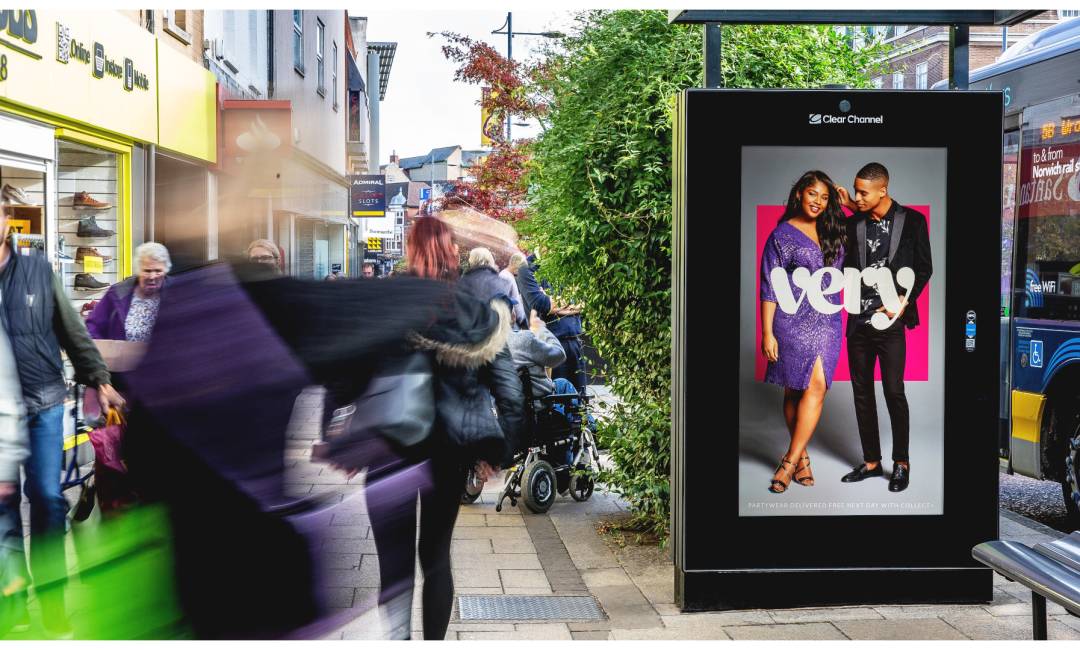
0, 316, 28, 636
501, 252, 528, 327
362, 263, 375, 278
515, 250, 586, 392
361, 218, 523, 640
246, 239, 282, 274
0, 201, 125, 637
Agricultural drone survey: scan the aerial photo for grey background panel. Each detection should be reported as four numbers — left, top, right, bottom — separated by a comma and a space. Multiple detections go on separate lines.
739, 146, 947, 517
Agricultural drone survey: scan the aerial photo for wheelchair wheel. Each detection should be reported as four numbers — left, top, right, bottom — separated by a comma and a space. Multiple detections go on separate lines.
461, 470, 483, 504
522, 460, 557, 514
569, 470, 594, 502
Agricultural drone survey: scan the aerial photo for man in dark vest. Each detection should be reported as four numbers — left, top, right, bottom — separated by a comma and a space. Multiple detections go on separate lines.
836, 163, 932, 493
0, 202, 124, 637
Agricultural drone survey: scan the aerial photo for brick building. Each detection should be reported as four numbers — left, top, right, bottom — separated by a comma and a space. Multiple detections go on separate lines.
121, 10, 205, 64
851, 11, 1077, 90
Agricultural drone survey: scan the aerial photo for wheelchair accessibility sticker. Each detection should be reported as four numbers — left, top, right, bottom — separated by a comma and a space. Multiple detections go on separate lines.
1030, 340, 1043, 368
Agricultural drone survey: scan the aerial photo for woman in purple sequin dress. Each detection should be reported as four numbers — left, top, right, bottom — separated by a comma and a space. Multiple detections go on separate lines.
759, 171, 847, 494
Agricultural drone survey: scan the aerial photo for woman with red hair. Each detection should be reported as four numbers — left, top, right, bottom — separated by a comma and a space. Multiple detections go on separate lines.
368, 216, 523, 639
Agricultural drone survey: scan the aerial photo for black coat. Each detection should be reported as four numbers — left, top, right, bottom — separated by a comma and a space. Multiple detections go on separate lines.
843, 202, 933, 334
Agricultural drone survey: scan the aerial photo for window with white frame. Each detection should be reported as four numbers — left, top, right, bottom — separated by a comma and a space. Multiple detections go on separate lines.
293, 10, 304, 74
893, 71, 904, 89
164, 10, 191, 44
916, 62, 928, 89
316, 19, 325, 95
872, 77, 884, 89
332, 42, 339, 110
1061, 10, 1080, 19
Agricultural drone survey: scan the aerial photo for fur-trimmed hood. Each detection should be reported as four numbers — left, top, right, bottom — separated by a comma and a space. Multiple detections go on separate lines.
410, 298, 511, 369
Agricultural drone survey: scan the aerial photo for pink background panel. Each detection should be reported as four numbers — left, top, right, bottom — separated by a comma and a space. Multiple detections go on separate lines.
753, 205, 931, 383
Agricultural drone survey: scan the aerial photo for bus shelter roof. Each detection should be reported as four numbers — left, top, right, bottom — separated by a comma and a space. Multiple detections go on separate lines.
669, 10, 1043, 26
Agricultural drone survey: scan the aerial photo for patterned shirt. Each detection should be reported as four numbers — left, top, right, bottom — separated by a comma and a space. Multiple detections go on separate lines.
857, 202, 896, 327
124, 294, 160, 342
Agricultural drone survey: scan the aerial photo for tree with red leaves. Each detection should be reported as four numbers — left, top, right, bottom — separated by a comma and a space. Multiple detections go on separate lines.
430, 31, 547, 223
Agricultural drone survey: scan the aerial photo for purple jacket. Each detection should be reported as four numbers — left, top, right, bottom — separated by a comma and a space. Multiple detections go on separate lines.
86, 277, 138, 340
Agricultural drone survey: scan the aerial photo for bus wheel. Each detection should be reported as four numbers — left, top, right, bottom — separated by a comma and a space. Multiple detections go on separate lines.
1062, 419, 1080, 525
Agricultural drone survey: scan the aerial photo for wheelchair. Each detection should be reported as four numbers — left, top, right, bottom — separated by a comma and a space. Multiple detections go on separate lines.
494, 367, 599, 514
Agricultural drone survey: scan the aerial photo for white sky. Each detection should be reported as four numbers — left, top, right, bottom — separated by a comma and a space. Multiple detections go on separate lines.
360, 10, 574, 165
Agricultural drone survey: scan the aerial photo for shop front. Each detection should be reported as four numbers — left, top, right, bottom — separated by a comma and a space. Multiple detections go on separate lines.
0, 10, 216, 308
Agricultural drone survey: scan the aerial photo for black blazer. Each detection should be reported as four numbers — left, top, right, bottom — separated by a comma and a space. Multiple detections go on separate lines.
843, 202, 933, 333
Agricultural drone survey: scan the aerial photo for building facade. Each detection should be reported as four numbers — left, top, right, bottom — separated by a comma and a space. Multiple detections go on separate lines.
1, 9, 216, 311
860, 11, 1071, 90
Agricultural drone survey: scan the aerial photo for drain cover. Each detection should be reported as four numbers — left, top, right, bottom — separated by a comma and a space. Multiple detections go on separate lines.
458, 595, 604, 621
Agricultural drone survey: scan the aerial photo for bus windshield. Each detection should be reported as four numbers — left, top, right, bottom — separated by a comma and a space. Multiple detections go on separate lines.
1014, 94, 1080, 322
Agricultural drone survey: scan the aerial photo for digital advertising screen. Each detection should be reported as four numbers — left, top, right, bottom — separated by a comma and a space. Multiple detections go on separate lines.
672, 89, 1002, 611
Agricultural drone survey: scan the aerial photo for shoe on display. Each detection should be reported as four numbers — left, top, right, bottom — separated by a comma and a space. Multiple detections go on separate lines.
1, 184, 34, 206
888, 464, 910, 493
75, 246, 112, 264
57, 235, 74, 262
74, 273, 110, 291
72, 191, 112, 210
77, 216, 115, 239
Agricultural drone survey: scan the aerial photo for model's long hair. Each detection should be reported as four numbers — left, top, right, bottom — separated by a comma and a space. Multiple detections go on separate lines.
406, 216, 459, 281
779, 170, 846, 266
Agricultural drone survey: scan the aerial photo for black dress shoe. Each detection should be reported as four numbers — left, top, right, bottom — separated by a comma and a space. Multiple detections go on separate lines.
841, 463, 884, 483
889, 464, 910, 492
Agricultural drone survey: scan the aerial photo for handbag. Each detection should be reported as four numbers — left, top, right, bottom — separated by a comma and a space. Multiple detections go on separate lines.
320, 352, 435, 467
89, 408, 127, 474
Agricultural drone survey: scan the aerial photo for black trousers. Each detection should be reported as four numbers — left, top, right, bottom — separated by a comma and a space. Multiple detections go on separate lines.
551, 336, 587, 393
368, 454, 463, 640
847, 322, 910, 464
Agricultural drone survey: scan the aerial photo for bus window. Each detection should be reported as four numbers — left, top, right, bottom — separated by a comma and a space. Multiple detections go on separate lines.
1015, 95, 1080, 322
1003, 130, 1020, 317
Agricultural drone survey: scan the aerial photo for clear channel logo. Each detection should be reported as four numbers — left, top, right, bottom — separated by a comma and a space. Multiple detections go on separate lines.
808, 113, 884, 125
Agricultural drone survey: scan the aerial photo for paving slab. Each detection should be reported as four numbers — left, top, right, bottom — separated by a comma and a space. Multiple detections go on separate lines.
611, 627, 731, 640
835, 618, 968, 640
452, 553, 543, 570
491, 538, 539, 554
872, 604, 994, 620
724, 622, 847, 640
499, 569, 551, 589
458, 623, 572, 640
587, 584, 664, 630
485, 514, 526, 527
452, 526, 531, 541
767, 606, 884, 624
572, 630, 613, 640
453, 567, 502, 589
322, 538, 378, 554
450, 538, 493, 554
662, 610, 774, 628
943, 613, 1080, 641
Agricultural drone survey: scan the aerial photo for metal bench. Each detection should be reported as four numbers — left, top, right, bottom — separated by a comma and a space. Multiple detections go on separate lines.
972, 531, 1080, 640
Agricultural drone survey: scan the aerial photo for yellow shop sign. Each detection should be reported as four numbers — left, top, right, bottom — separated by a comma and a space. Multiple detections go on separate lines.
0, 10, 156, 142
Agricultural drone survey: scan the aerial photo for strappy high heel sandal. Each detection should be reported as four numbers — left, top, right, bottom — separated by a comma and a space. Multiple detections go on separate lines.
769, 457, 796, 494
794, 453, 815, 487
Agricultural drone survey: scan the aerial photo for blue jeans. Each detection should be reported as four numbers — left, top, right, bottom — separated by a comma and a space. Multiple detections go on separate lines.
0, 404, 68, 599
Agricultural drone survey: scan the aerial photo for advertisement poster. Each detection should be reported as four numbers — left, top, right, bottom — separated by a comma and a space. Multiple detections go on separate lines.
350, 174, 386, 217
739, 146, 947, 517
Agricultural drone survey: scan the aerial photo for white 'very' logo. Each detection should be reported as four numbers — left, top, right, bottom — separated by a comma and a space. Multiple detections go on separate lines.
808, 114, 822, 124
770, 266, 916, 330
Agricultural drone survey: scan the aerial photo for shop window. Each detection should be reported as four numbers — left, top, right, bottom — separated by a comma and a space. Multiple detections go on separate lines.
316, 19, 325, 96
57, 140, 120, 309
164, 10, 192, 45
1, 162, 47, 258
293, 10, 304, 75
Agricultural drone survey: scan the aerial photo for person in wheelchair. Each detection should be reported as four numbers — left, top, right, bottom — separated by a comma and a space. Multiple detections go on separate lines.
508, 308, 566, 410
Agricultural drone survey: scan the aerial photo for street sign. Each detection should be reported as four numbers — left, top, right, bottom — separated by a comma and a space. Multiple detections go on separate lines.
672, 89, 1002, 611
350, 174, 386, 217
420, 186, 431, 201
366, 237, 382, 251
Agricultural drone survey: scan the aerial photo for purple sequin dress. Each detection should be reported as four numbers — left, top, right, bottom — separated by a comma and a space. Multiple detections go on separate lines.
760, 221, 845, 390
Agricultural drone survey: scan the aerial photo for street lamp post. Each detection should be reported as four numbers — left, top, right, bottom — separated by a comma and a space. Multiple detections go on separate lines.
491, 12, 563, 143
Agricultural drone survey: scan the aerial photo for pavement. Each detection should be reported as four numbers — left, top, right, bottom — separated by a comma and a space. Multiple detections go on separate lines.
273, 388, 1080, 641
9, 386, 1077, 640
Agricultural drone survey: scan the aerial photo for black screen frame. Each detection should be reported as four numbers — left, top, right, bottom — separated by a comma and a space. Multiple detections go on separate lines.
672, 89, 1003, 610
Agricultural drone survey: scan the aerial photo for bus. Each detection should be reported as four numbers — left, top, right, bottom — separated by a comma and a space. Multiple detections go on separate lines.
938, 18, 1080, 525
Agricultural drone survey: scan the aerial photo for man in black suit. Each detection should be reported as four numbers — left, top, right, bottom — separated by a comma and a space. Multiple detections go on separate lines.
836, 163, 932, 493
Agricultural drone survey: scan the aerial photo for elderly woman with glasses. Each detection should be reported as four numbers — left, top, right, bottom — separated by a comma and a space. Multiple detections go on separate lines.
86, 242, 171, 344
246, 239, 282, 274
